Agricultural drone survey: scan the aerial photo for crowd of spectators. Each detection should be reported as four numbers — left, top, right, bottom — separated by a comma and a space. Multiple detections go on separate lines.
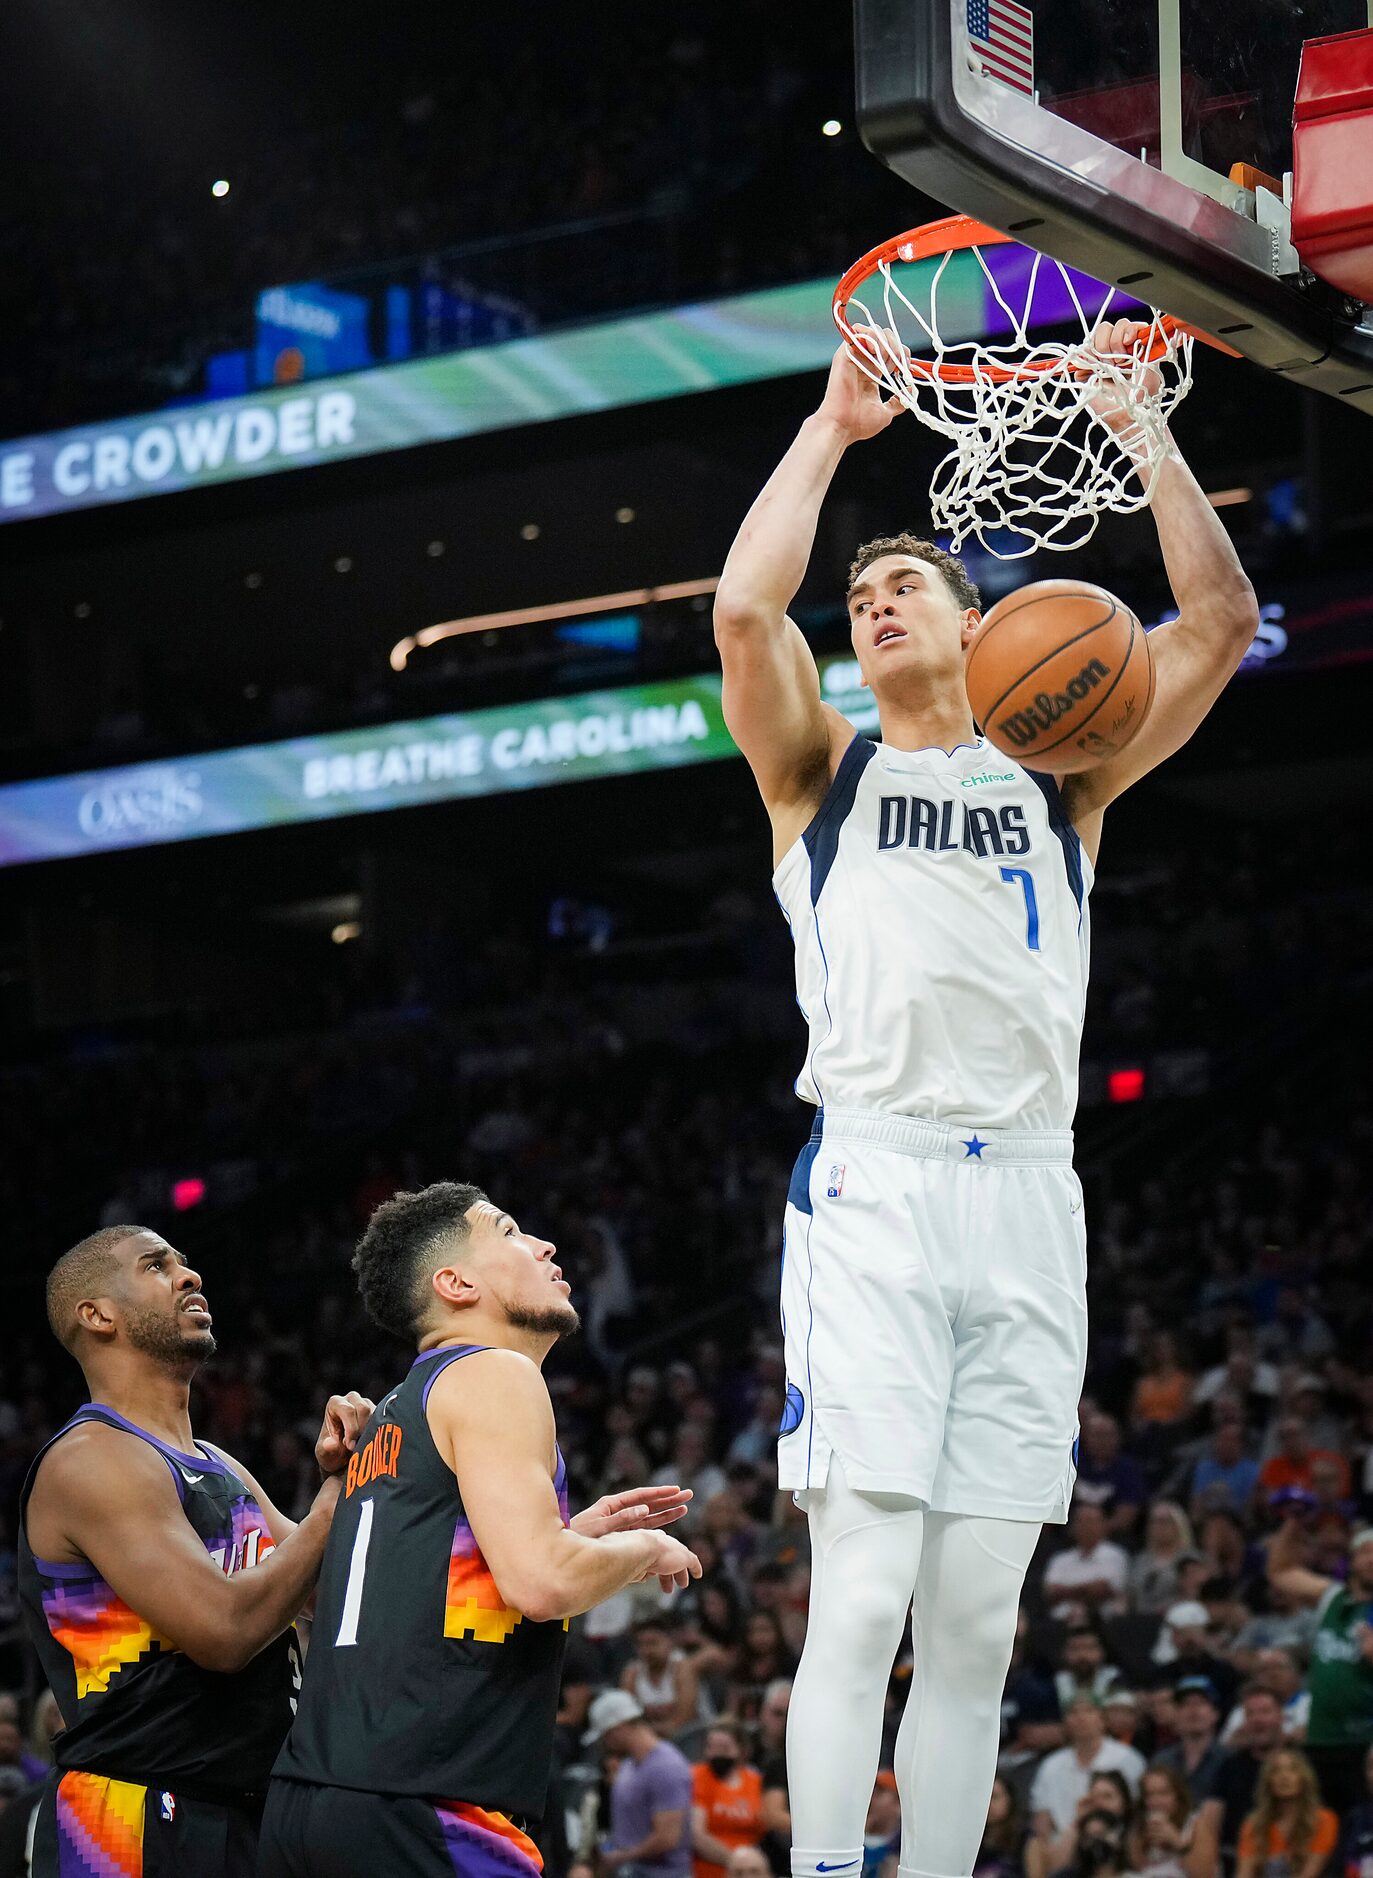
0, 5, 913, 436
0, 819, 1370, 1877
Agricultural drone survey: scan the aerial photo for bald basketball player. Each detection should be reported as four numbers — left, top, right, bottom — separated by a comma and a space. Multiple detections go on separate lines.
20, 1224, 373, 1878
713, 321, 1259, 1878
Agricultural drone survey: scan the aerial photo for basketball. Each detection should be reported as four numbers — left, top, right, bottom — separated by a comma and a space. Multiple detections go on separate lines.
963, 578, 1155, 774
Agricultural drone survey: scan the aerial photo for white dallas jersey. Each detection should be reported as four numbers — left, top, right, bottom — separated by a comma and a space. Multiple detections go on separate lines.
773, 732, 1093, 1131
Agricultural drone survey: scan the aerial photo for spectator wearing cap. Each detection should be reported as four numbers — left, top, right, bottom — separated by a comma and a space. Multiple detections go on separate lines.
585, 1688, 694, 1878
1043, 1501, 1131, 1621
690, 1722, 764, 1878
1152, 1676, 1233, 1804
1102, 1687, 1145, 1752
861, 1772, 900, 1878
1028, 1692, 1146, 1839
1131, 1502, 1200, 1615
1151, 1603, 1240, 1714
1073, 1414, 1149, 1541
1265, 1514, 1373, 1814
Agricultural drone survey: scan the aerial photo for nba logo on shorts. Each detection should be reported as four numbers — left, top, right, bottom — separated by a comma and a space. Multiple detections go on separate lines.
160, 1791, 176, 1823
826, 1163, 846, 1198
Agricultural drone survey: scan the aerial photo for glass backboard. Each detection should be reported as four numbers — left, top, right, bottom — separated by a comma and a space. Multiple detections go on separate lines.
855, 0, 1373, 411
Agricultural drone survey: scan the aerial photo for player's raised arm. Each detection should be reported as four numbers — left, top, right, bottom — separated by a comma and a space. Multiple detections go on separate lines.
35, 1422, 340, 1674
1065, 320, 1260, 837
714, 341, 902, 822
429, 1347, 700, 1622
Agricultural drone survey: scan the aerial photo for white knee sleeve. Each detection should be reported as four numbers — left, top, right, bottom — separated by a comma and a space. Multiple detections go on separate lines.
786, 1459, 924, 1873
894, 1513, 1040, 1877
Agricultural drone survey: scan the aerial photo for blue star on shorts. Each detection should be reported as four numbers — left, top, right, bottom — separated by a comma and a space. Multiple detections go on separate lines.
962, 1135, 987, 1159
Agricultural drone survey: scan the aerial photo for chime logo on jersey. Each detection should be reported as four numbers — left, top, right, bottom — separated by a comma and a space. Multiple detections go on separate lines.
826, 1163, 846, 1198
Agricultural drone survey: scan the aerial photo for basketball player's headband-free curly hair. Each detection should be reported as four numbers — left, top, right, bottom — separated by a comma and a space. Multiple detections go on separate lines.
352, 1180, 489, 1342
847, 534, 981, 614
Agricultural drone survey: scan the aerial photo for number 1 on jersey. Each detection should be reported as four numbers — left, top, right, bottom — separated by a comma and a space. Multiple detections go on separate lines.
999, 866, 1041, 951
334, 1498, 375, 1648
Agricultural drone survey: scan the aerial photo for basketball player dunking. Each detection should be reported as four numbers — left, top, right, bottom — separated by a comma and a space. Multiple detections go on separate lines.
262, 1181, 701, 1878
713, 324, 1260, 1878
20, 1225, 373, 1878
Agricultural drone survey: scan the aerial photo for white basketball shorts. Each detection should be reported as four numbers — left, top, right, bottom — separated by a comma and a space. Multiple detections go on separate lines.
777, 1106, 1087, 1522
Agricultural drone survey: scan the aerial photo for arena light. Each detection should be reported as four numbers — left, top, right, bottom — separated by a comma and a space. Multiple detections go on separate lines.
1107, 1067, 1147, 1104
389, 575, 720, 671
172, 1177, 207, 1211
211, 179, 230, 198
822, 119, 843, 137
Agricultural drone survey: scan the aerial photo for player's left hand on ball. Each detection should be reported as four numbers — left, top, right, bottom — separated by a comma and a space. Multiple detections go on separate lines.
315, 1391, 375, 1474
570, 1483, 693, 1539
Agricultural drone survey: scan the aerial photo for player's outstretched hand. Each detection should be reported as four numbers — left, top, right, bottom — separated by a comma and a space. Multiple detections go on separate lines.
570, 1483, 693, 1539
315, 1391, 376, 1475
636, 1531, 703, 1595
819, 336, 906, 443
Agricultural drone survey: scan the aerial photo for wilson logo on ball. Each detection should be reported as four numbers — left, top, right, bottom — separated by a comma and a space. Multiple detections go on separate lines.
995, 657, 1110, 748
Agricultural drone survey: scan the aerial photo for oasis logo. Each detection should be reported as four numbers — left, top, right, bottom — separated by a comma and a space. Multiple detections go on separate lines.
996, 658, 1109, 749
76, 768, 203, 841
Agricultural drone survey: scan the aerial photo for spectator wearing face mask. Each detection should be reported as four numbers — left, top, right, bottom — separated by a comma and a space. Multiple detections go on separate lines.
691, 1723, 764, 1878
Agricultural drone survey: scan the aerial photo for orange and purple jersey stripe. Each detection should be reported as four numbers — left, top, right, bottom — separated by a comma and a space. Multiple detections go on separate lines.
442, 1451, 570, 1644
443, 1516, 526, 1644
41, 1566, 175, 1701
54, 1770, 146, 1877
434, 1800, 544, 1878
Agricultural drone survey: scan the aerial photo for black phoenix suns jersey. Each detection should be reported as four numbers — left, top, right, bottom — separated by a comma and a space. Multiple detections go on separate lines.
18, 1404, 299, 1793
274, 1344, 570, 1817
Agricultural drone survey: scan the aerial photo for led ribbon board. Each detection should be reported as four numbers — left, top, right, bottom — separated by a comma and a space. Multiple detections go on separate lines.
1, 255, 1124, 525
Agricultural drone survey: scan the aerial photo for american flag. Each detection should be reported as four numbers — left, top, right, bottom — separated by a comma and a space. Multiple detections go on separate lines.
967, 0, 1035, 96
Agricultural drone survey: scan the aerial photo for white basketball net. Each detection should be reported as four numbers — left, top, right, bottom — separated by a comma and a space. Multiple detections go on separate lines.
836, 233, 1195, 559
